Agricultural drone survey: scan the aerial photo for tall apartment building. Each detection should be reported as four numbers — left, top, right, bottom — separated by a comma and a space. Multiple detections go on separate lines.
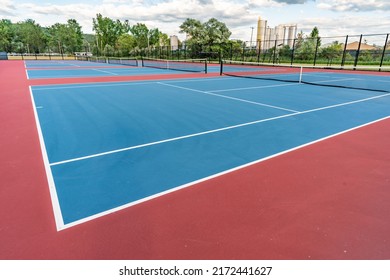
170, 35, 179, 51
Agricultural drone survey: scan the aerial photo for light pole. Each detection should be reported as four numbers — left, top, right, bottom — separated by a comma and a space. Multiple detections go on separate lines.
250, 27, 254, 49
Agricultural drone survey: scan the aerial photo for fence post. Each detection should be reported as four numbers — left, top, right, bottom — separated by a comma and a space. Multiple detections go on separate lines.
353, 34, 363, 69
313, 37, 320, 66
341, 35, 349, 67
272, 39, 277, 64
379, 34, 389, 70
257, 40, 261, 63
229, 42, 233, 61
290, 39, 296, 65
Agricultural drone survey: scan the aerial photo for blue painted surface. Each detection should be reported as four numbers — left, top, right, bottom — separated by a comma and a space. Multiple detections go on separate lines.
32, 76, 390, 225
26, 61, 221, 78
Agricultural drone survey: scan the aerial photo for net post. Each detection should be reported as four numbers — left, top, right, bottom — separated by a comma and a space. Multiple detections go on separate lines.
299, 66, 303, 83
220, 60, 223, 76
205, 59, 208, 74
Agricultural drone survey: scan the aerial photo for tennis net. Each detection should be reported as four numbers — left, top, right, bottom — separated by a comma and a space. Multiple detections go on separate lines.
75, 56, 138, 67
221, 60, 390, 93
107, 57, 138, 67
142, 57, 207, 73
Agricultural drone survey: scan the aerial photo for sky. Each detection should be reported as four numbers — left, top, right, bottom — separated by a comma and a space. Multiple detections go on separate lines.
1, 0, 389, 43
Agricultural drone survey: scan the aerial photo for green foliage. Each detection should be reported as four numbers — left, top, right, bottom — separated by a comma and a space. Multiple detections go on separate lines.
294, 27, 321, 62
15, 19, 47, 53
180, 18, 231, 46
117, 34, 136, 55
129, 23, 149, 48
129, 23, 167, 49
179, 18, 203, 42
0, 19, 14, 52
319, 41, 343, 63
47, 19, 83, 53
0, 18, 83, 54
93, 13, 129, 54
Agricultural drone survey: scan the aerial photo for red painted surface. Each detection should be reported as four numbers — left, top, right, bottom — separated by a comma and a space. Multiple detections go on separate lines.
27, 65, 135, 70
0, 60, 389, 259
29, 72, 219, 86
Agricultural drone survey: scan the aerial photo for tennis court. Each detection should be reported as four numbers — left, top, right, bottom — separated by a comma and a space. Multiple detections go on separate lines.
1, 59, 390, 259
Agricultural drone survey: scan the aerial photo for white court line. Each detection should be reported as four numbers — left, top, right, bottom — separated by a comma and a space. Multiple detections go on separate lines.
209, 82, 300, 93
65, 63, 81, 67
91, 68, 119, 75
32, 80, 168, 91
58, 115, 390, 230
30, 76, 234, 91
304, 77, 359, 84
157, 82, 300, 113
31, 76, 294, 91
49, 92, 390, 167
29, 87, 65, 231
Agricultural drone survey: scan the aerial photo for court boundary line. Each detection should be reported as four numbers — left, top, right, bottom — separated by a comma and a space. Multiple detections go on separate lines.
91, 68, 119, 76
58, 115, 390, 230
209, 83, 300, 93
157, 81, 300, 113
49, 91, 390, 166
29, 86, 65, 231
31, 76, 289, 91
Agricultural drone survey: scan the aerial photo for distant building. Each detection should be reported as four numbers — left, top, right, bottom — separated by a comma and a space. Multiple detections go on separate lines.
256, 17, 297, 50
343, 41, 377, 50
170, 35, 179, 51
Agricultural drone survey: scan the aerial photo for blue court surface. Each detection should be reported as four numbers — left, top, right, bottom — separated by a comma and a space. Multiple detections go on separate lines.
25, 59, 221, 79
31, 74, 390, 230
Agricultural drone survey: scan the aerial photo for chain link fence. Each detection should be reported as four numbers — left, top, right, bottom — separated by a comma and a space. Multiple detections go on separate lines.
133, 33, 390, 68
5, 33, 389, 68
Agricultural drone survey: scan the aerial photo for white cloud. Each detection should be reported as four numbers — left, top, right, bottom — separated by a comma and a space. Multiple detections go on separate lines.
0, 0, 16, 16
298, 15, 390, 44
13, 0, 261, 36
317, 0, 390, 12
274, 0, 311, 3
1, 0, 389, 41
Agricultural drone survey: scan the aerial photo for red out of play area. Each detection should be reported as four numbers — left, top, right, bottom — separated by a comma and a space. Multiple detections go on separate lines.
1, 60, 389, 260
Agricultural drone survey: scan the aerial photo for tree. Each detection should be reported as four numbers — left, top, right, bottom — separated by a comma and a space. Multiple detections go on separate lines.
159, 32, 169, 47
179, 18, 231, 46
0, 19, 14, 52
129, 23, 149, 48
66, 19, 83, 53
15, 19, 47, 53
93, 13, 129, 54
294, 27, 321, 62
310, 26, 321, 46
47, 19, 83, 54
179, 18, 203, 42
320, 41, 343, 64
117, 34, 136, 55
203, 18, 231, 45
48, 23, 67, 53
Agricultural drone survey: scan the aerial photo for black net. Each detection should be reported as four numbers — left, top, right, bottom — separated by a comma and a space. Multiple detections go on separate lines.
107, 57, 138, 67
221, 60, 390, 93
142, 57, 207, 73
76, 56, 138, 67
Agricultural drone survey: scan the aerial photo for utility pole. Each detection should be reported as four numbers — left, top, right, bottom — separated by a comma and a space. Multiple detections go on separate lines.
250, 27, 254, 49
